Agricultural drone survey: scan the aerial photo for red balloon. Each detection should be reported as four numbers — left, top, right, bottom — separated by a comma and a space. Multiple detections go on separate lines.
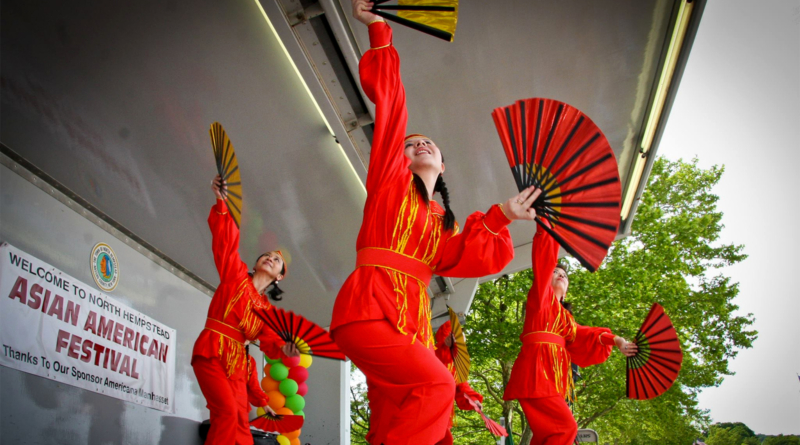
288, 366, 309, 383
296, 382, 308, 397
282, 355, 301, 368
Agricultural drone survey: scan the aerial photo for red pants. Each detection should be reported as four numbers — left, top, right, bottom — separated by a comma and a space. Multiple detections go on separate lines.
335, 320, 456, 445
193, 356, 252, 445
518, 396, 577, 445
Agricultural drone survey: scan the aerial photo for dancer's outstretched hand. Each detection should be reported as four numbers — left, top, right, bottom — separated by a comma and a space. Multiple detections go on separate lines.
211, 175, 228, 201
264, 405, 277, 416
504, 186, 542, 221
615, 336, 638, 357
281, 341, 301, 358
352, 0, 380, 26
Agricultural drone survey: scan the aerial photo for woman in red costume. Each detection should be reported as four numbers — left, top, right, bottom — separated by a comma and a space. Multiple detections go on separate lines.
331, 2, 542, 444
503, 222, 637, 445
193, 175, 299, 445
434, 320, 485, 445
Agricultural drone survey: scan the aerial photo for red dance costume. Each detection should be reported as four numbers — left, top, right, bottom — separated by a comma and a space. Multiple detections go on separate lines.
330, 22, 515, 445
503, 225, 617, 445
192, 200, 285, 445
434, 321, 484, 445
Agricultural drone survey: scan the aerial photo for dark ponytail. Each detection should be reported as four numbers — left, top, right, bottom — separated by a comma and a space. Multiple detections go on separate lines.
267, 280, 284, 301
434, 175, 456, 232
411, 173, 456, 233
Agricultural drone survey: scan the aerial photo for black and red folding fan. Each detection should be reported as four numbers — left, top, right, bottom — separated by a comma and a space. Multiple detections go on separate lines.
250, 413, 304, 433
209, 122, 243, 228
492, 98, 622, 272
447, 306, 470, 384
463, 392, 507, 437
626, 303, 683, 400
370, 0, 458, 42
258, 308, 346, 361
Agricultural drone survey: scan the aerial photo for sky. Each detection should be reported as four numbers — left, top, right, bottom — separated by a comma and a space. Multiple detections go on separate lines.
658, 0, 800, 435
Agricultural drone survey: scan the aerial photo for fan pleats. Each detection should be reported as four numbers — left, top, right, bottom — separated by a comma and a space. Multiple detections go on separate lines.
626, 303, 683, 400
492, 98, 621, 271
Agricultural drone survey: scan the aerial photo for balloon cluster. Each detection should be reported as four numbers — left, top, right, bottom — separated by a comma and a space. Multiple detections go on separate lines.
259, 350, 312, 445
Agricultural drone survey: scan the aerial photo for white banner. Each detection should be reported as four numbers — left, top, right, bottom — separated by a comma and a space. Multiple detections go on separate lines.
0, 242, 176, 413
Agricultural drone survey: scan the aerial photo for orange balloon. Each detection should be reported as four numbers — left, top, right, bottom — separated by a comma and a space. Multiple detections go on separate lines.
284, 429, 301, 440
289, 438, 301, 445
267, 391, 285, 411
261, 376, 280, 392
276, 407, 294, 416
263, 364, 271, 375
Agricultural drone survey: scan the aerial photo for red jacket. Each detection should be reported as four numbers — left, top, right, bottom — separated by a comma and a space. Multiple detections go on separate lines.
330, 22, 515, 348
191, 200, 285, 380
504, 225, 616, 400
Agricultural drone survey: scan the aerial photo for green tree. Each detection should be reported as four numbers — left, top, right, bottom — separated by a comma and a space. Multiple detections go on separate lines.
454, 158, 756, 444
705, 422, 758, 445
763, 436, 800, 445
349, 363, 371, 444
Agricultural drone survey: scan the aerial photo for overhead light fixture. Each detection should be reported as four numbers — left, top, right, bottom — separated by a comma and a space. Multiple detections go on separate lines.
621, 0, 695, 221
254, 0, 366, 194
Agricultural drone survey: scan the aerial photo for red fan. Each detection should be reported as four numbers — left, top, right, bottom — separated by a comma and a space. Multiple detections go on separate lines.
258, 308, 346, 361
250, 413, 304, 433
626, 303, 683, 400
492, 98, 621, 272
463, 392, 507, 437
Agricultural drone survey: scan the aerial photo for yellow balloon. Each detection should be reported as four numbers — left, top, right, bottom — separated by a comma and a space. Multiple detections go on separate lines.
299, 353, 312, 368
276, 435, 290, 445
256, 407, 266, 417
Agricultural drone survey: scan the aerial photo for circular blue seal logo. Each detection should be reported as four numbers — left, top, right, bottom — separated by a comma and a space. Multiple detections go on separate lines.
91, 243, 119, 291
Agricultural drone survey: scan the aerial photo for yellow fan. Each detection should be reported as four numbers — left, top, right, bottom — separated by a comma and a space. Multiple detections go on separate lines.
371, 0, 458, 42
209, 122, 243, 227
447, 306, 470, 384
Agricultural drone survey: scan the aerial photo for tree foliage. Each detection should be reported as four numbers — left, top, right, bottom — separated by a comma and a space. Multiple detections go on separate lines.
705, 422, 799, 445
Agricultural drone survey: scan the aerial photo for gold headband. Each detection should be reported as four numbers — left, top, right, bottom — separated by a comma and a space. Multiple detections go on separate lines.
404, 133, 430, 142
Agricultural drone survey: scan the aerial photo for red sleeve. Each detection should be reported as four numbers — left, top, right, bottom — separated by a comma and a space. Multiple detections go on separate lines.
434, 321, 453, 365
359, 22, 411, 194
528, 222, 560, 311
208, 200, 248, 282
434, 205, 515, 277
566, 325, 614, 368
247, 356, 269, 408
454, 382, 483, 411
256, 328, 286, 361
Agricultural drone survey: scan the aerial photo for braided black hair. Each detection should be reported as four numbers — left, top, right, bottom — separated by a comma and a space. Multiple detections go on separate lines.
433, 175, 456, 232
411, 174, 456, 232
410, 149, 456, 232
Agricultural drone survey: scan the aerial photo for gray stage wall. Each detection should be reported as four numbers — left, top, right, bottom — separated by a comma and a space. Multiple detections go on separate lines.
0, 159, 349, 444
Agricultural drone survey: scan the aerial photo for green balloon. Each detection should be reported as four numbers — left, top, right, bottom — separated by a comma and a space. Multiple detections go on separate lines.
295, 410, 305, 418
265, 356, 282, 365
269, 362, 289, 381
284, 394, 305, 413
279, 378, 298, 397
